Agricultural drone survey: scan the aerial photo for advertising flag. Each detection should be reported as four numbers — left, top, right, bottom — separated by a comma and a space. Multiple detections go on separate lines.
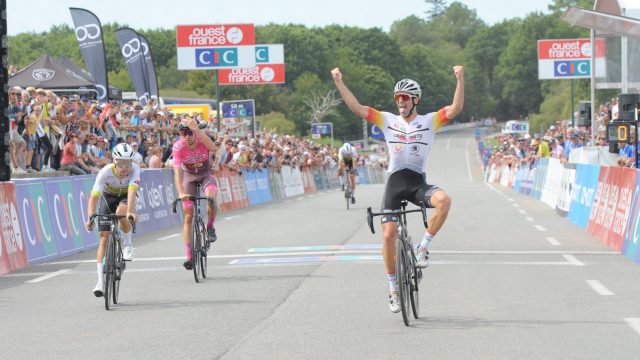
115, 28, 150, 105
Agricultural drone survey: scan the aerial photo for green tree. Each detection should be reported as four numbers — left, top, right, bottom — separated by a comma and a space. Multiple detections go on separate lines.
425, 0, 448, 20
258, 111, 297, 135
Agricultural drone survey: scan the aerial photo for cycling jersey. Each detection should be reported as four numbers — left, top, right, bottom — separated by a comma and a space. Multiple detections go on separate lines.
366, 107, 448, 175
338, 146, 357, 161
172, 136, 212, 173
91, 163, 141, 197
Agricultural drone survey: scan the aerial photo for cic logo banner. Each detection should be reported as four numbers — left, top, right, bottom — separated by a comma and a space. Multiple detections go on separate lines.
554, 60, 590, 77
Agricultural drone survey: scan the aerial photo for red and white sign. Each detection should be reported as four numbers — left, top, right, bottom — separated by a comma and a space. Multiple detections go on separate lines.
176, 24, 255, 47
538, 39, 592, 60
219, 64, 285, 85
219, 44, 285, 85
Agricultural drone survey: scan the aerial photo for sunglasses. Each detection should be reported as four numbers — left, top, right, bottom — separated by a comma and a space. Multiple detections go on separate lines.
180, 130, 193, 137
114, 160, 133, 169
394, 93, 414, 102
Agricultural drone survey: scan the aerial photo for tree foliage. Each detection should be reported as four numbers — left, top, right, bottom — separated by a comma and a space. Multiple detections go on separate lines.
8, 0, 604, 139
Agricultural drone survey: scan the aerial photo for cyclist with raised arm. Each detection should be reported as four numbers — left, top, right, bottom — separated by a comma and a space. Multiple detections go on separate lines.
331, 65, 464, 313
85, 143, 140, 297
173, 116, 220, 270
338, 142, 358, 204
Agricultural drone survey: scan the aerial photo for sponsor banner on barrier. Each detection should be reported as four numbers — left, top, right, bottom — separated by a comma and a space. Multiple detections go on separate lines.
268, 169, 286, 201
134, 170, 176, 234
531, 158, 549, 200
243, 169, 272, 206
14, 179, 59, 264
357, 166, 369, 185
281, 165, 304, 197
587, 166, 611, 239
161, 169, 183, 225
71, 175, 100, 249
301, 168, 315, 193
568, 164, 600, 228
541, 158, 563, 208
605, 167, 636, 251
0, 182, 29, 275
44, 178, 86, 256
556, 163, 576, 217
622, 170, 640, 264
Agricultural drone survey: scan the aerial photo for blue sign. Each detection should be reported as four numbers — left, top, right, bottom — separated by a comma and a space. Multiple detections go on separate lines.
195, 48, 238, 67
371, 125, 385, 140
311, 123, 332, 136
255, 46, 269, 63
222, 100, 254, 118
554, 60, 590, 77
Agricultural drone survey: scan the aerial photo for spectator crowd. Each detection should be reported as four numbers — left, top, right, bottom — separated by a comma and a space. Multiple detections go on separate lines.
7, 85, 387, 178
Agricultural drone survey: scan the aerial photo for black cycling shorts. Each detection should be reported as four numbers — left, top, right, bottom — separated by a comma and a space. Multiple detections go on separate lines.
97, 192, 128, 231
343, 158, 354, 170
380, 169, 441, 223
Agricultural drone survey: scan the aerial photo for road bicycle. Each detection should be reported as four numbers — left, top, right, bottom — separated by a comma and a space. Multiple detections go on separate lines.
172, 183, 215, 283
342, 168, 357, 209
367, 201, 428, 326
89, 213, 136, 311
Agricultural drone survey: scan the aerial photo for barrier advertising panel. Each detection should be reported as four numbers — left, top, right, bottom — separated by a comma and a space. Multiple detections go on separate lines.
0, 182, 29, 275
622, 170, 640, 264
569, 164, 601, 229
44, 178, 86, 256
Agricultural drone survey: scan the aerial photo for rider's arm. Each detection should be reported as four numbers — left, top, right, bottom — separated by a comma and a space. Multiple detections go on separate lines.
445, 65, 464, 120
126, 165, 141, 214
87, 193, 100, 219
173, 166, 186, 196
331, 68, 368, 118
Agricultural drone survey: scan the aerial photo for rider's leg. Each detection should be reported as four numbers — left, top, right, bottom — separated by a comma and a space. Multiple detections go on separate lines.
419, 190, 452, 249
93, 231, 109, 296
381, 221, 398, 293
116, 204, 132, 244
182, 206, 194, 259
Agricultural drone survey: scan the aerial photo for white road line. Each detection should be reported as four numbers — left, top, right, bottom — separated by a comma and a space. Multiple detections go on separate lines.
308, 194, 316, 198
285, 200, 292, 204
526, 216, 534, 222
513, 203, 520, 208
447, 137, 452, 150
26, 269, 70, 283
465, 138, 473, 183
546, 237, 561, 246
518, 209, 527, 215
224, 215, 239, 220
507, 198, 514, 202
625, 318, 640, 337
586, 280, 615, 296
296, 197, 304, 201
157, 233, 181, 241
562, 254, 585, 266
534, 225, 547, 231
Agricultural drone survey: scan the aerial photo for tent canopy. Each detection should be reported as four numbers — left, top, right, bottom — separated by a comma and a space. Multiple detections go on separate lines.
9, 54, 95, 89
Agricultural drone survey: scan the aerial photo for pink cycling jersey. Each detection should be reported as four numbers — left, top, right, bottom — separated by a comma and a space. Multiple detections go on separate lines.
172, 136, 212, 173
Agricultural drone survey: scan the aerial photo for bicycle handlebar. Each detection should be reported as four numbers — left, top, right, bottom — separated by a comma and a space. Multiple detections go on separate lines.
171, 196, 215, 214
89, 214, 137, 234
366, 202, 428, 234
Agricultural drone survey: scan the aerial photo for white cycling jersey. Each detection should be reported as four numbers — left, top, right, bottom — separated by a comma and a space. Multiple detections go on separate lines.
91, 163, 141, 197
365, 107, 449, 175
338, 145, 357, 161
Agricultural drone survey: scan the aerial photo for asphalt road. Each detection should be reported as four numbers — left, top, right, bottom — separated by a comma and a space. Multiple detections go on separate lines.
2, 128, 640, 360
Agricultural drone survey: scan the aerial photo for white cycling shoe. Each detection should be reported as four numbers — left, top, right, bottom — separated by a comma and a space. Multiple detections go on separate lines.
389, 292, 401, 313
416, 246, 429, 268
93, 282, 104, 297
122, 245, 134, 261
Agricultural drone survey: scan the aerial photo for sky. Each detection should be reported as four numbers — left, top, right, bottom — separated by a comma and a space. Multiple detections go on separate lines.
6, 0, 553, 35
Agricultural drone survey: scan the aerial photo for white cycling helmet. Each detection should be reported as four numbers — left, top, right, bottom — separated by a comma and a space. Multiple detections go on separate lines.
112, 143, 135, 160
394, 78, 422, 99
342, 143, 353, 153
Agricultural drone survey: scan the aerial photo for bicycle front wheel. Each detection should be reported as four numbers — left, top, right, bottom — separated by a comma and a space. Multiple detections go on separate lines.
104, 234, 116, 310
408, 245, 420, 319
191, 220, 201, 283
199, 219, 208, 279
396, 238, 411, 326
113, 239, 123, 304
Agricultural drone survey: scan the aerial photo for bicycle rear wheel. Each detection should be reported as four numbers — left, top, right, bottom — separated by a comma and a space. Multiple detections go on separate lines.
104, 235, 116, 310
199, 219, 208, 279
396, 238, 411, 326
191, 220, 201, 283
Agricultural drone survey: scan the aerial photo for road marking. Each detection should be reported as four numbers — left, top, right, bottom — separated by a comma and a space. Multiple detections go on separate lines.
224, 215, 239, 220
513, 203, 520, 208
228, 257, 594, 266
285, 200, 292, 204
546, 237, 561, 246
586, 280, 615, 296
296, 197, 304, 201
562, 254, 585, 266
157, 233, 181, 241
507, 198, 514, 202
534, 225, 547, 231
447, 137, 452, 150
465, 138, 473, 183
526, 216, 534, 222
308, 194, 316, 198
518, 209, 527, 215
26, 269, 70, 283
625, 318, 640, 337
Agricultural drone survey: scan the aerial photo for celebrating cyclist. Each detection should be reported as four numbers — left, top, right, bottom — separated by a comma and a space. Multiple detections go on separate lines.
331, 65, 464, 313
173, 116, 220, 270
86, 143, 141, 297
338, 142, 358, 204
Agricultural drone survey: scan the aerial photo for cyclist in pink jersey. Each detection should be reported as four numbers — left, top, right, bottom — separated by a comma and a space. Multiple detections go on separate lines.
173, 117, 220, 270
332, 65, 464, 313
